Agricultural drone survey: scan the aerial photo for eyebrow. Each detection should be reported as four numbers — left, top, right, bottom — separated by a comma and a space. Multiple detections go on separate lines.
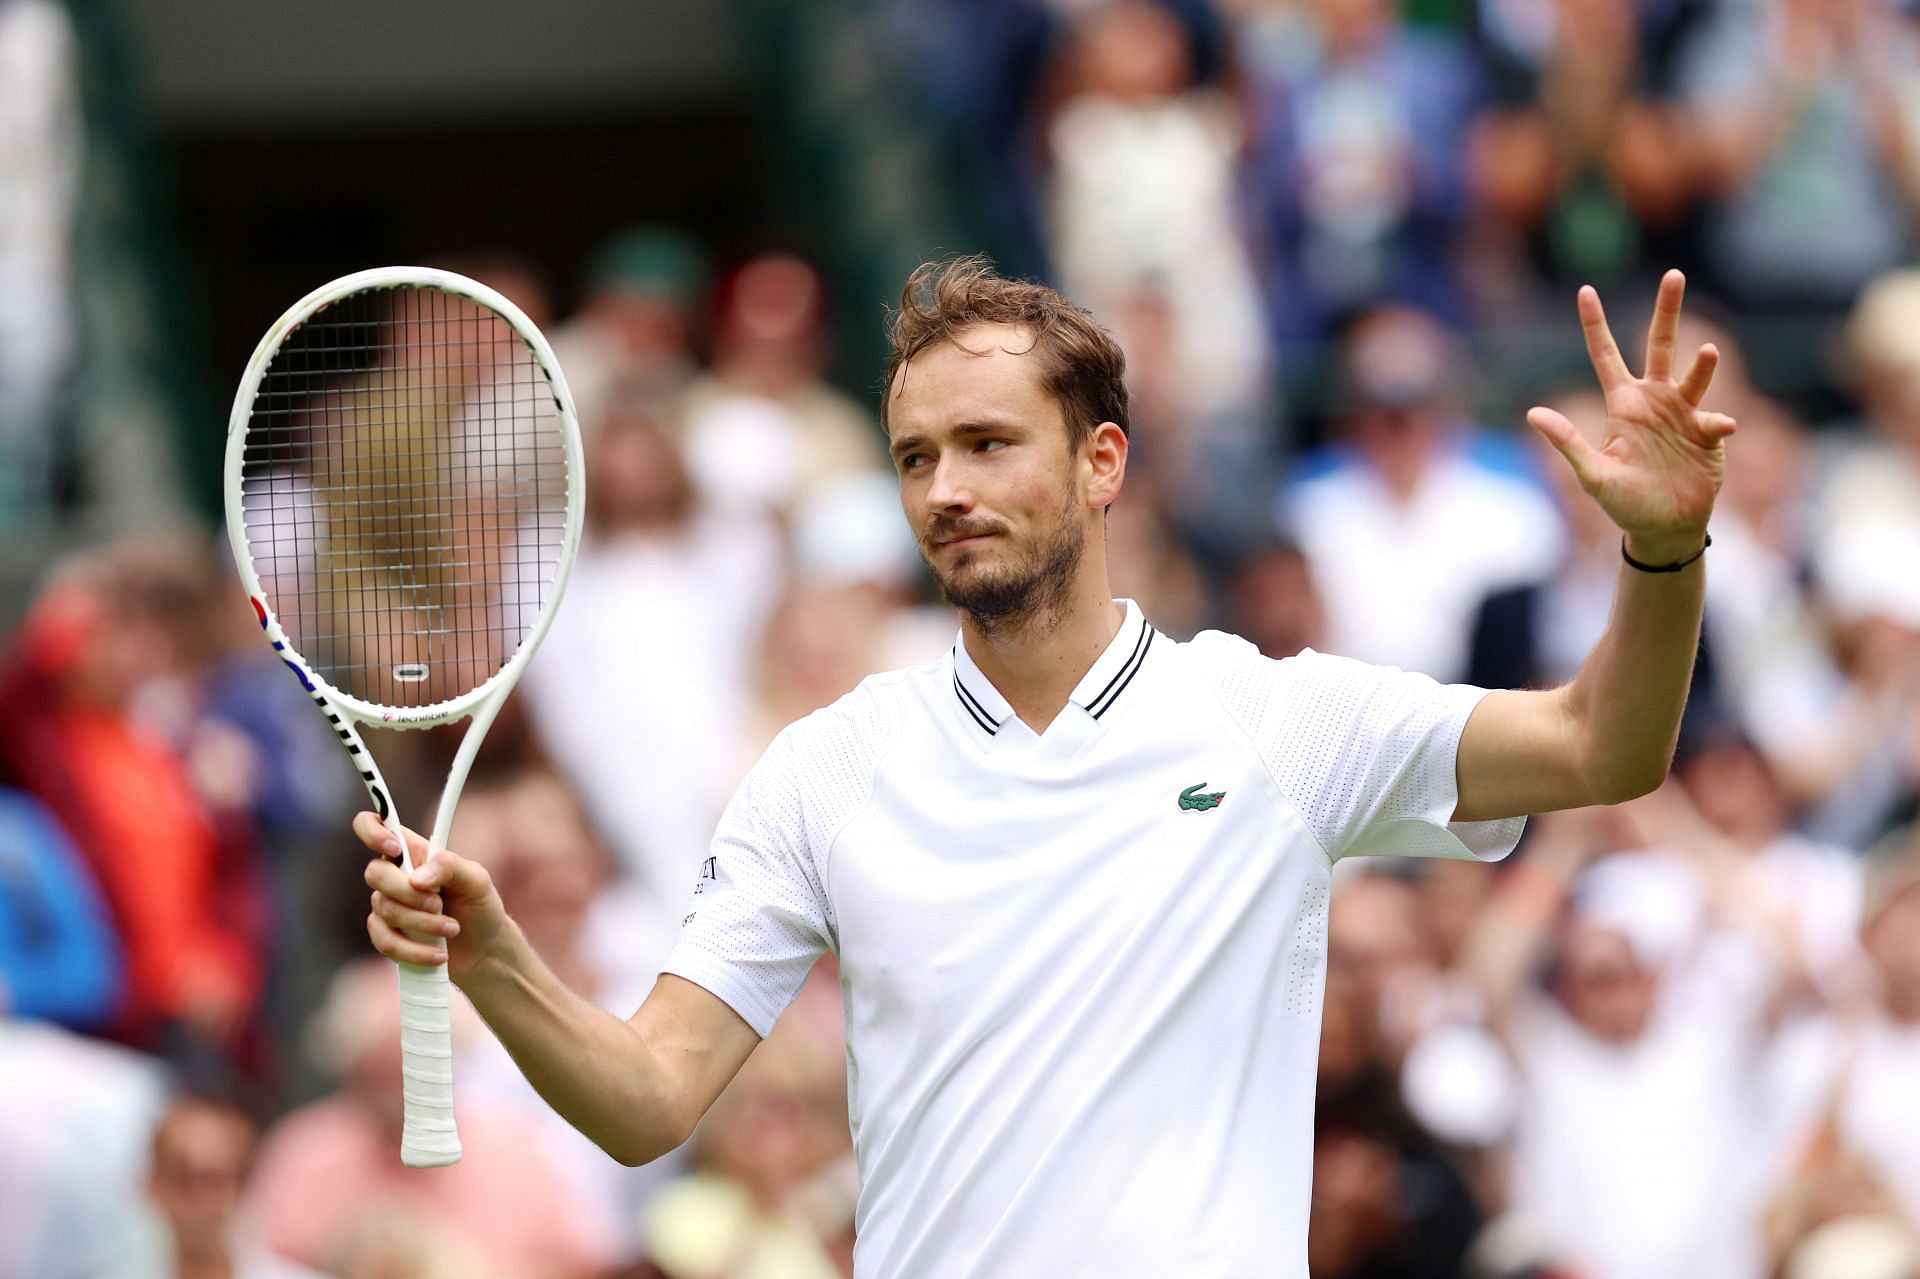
888, 419, 1023, 458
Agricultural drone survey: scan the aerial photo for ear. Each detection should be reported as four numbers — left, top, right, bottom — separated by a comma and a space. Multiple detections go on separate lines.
1083, 421, 1127, 509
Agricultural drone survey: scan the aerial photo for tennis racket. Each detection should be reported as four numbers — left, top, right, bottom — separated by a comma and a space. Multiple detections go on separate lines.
224, 266, 584, 1167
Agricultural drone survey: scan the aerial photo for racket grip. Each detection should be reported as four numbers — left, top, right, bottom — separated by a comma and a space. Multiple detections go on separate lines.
397, 955, 462, 1167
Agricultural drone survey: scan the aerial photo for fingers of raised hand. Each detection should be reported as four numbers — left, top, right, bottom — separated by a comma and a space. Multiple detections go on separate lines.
408, 849, 489, 901
1527, 405, 1605, 488
1678, 344, 1720, 408
367, 911, 450, 966
1644, 269, 1686, 381
1578, 285, 1633, 393
351, 812, 429, 866
1696, 410, 1738, 442
352, 811, 394, 855
364, 857, 441, 912
371, 889, 459, 941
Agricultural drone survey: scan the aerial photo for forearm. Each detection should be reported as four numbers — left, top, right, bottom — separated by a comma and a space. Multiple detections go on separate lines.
1563, 531, 1708, 803
458, 924, 688, 1166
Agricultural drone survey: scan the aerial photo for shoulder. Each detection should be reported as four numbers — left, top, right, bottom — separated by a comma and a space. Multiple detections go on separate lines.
1178, 631, 1369, 725
779, 666, 916, 747
1183, 633, 1478, 740
1182, 630, 1374, 690
727, 673, 918, 878
757, 665, 919, 794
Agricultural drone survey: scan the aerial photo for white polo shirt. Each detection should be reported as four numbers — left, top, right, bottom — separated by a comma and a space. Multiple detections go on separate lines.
662, 601, 1522, 1277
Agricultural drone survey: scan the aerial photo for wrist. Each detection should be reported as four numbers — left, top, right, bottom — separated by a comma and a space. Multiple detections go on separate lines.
1623, 529, 1710, 570
455, 918, 530, 998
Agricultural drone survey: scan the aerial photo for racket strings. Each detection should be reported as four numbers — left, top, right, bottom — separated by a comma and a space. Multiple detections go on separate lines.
238, 285, 570, 710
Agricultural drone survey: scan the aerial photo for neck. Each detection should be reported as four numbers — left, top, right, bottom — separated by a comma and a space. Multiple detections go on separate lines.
175, 1245, 233, 1279
960, 570, 1122, 733
1884, 984, 1920, 1025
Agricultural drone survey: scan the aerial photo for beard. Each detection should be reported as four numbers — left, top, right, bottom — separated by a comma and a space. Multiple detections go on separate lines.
922, 492, 1086, 637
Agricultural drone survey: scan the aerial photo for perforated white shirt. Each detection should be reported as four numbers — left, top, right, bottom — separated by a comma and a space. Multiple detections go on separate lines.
661, 600, 1523, 1277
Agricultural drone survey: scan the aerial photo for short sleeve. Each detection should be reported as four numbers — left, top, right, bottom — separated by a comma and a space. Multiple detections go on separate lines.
658, 733, 834, 1038
1198, 636, 1523, 864
658, 684, 889, 1037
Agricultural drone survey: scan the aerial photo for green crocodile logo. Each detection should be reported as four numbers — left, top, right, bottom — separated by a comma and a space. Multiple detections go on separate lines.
1178, 783, 1226, 812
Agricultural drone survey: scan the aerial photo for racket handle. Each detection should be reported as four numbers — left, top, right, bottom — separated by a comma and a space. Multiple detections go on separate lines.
397, 955, 462, 1167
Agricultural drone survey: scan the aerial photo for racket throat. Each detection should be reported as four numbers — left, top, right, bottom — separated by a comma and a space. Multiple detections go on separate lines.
318, 694, 399, 830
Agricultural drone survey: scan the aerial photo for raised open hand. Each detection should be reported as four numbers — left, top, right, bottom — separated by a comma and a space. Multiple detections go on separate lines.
1527, 270, 1735, 564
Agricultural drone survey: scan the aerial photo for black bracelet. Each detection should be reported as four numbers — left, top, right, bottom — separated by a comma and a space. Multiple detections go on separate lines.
1621, 532, 1711, 573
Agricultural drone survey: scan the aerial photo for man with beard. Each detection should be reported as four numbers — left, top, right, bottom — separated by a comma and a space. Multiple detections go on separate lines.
356, 258, 1733, 1276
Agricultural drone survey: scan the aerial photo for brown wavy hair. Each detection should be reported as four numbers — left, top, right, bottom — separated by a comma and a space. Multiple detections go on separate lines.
883, 256, 1129, 451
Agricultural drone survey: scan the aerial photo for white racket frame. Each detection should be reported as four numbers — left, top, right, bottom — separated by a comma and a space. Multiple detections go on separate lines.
224, 266, 585, 1167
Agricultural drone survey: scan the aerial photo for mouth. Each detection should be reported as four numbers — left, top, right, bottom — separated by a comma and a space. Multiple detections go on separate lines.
936, 533, 997, 550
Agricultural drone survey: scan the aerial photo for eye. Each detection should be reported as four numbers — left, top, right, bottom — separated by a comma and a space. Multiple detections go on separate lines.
977, 439, 1008, 453
898, 453, 930, 471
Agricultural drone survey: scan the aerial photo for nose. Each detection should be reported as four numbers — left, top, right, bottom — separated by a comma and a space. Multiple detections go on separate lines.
923, 455, 973, 516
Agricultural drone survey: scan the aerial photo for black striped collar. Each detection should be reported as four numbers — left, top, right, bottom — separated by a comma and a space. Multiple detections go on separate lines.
951, 600, 1157, 737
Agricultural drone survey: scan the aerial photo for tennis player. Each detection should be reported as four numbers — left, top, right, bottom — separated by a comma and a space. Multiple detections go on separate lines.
358, 258, 1730, 1275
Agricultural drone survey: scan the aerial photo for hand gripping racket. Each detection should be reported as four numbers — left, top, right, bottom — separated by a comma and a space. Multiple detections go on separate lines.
224, 267, 584, 1166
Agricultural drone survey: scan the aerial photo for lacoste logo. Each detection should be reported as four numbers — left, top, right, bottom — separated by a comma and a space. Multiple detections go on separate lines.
1178, 783, 1226, 812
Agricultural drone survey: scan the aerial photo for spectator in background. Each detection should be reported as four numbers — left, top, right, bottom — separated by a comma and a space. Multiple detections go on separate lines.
631, 973, 855, 1279
1392, 856, 1514, 1182
1822, 268, 1920, 563
1797, 527, 1920, 854
1043, 0, 1272, 509
1327, 869, 1430, 1063
1463, 0, 1701, 309
1681, 307, 1849, 787
786, 469, 945, 669
115, 1094, 323, 1279
742, 586, 891, 773
1228, 538, 1329, 660
0, 785, 123, 1030
1678, 0, 1920, 314
1765, 828, 1920, 1261
432, 250, 555, 333
0, 1015, 169, 1279
1663, 725, 1867, 1006
1770, 269, 1920, 845
0, 542, 265, 1070
743, 472, 944, 767
1769, 1185, 1920, 1279
553, 225, 710, 425
1280, 305, 1563, 679
1103, 498, 1211, 639
887, 0, 1055, 280
1236, 0, 1486, 345
1461, 807, 1785, 1279
448, 767, 686, 1262
0, 0, 81, 523
1312, 945, 1483, 1279
522, 387, 781, 976
247, 958, 617, 1279
679, 254, 886, 516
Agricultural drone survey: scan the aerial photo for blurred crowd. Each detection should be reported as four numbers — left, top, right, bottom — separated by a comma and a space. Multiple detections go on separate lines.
7, 0, 1920, 1277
